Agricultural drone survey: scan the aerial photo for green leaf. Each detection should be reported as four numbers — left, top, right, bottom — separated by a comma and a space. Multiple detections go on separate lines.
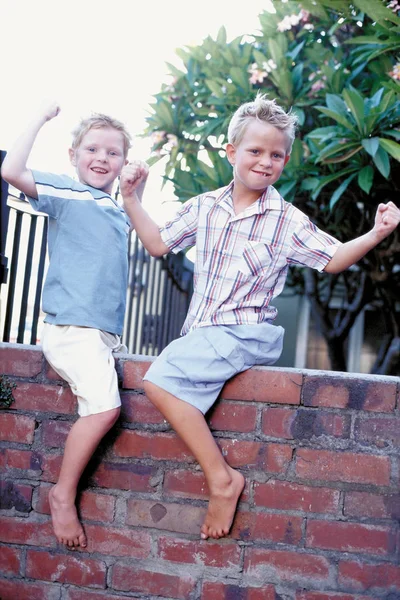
373, 146, 390, 178
316, 107, 355, 130
318, 141, 360, 162
205, 80, 225, 98
345, 35, 398, 45
326, 94, 350, 118
378, 138, 400, 161
342, 87, 365, 133
146, 154, 164, 168
330, 173, 357, 211
311, 167, 359, 200
289, 138, 303, 167
361, 137, 380, 157
229, 67, 250, 90
217, 26, 227, 45
277, 180, 297, 198
292, 107, 305, 127
382, 129, 400, 141
165, 62, 185, 79
301, 178, 319, 192
352, 0, 400, 26
357, 166, 374, 194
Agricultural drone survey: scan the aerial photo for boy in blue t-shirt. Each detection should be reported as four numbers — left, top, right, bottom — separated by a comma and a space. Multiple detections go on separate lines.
1, 103, 148, 549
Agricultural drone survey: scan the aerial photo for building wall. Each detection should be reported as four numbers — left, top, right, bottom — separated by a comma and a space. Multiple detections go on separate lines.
0, 342, 399, 600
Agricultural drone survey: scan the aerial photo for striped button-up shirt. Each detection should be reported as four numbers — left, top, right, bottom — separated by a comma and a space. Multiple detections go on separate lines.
160, 182, 342, 335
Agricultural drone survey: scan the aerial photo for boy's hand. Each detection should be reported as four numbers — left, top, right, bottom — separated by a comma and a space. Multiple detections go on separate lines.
39, 101, 61, 124
373, 202, 400, 241
120, 160, 149, 202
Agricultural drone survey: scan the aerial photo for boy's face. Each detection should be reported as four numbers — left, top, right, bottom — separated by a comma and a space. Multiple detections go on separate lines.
69, 126, 128, 194
226, 120, 290, 196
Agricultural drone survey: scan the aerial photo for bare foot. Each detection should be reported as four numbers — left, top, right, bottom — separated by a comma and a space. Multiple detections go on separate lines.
48, 486, 87, 549
200, 467, 245, 540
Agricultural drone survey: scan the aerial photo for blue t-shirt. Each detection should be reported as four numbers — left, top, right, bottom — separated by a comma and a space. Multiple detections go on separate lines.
28, 171, 130, 335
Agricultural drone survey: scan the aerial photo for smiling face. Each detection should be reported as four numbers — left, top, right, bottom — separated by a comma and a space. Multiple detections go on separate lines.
69, 126, 128, 194
226, 119, 290, 201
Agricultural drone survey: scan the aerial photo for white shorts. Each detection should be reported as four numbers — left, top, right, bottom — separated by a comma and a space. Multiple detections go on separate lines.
41, 323, 126, 417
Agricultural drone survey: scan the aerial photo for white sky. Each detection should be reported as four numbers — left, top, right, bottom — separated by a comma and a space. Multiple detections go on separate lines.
1, 0, 273, 218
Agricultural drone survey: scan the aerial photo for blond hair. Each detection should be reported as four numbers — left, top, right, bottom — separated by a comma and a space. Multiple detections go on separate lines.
227, 94, 298, 153
71, 113, 132, 157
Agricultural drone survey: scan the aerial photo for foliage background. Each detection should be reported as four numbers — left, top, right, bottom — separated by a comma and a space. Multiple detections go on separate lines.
144, 0, 400, 374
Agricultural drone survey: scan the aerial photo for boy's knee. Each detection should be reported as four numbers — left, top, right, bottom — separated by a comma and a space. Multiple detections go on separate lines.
143, 380, 161, 405
98, 406, 120, 427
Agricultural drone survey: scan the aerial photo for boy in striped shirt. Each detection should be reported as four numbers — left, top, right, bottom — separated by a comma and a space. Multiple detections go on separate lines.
121, 94, 400, 541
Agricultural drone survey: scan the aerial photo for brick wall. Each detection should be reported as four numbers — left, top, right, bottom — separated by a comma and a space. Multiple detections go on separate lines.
0, 341, 399, 600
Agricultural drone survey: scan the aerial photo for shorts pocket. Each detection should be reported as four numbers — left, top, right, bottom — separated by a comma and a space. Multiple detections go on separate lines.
203, 326, 246, 372
238, 241, 274, 277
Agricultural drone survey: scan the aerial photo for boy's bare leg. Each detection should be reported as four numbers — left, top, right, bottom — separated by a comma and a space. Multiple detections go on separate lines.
48, 407, 120, 548
143, 381, 245, 540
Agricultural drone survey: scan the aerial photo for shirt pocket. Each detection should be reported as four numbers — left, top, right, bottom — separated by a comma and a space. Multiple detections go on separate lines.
238, 241, 274, 277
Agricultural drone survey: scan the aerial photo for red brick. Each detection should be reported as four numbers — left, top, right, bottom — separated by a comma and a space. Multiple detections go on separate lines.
126, 498, 205, 535
0, 578, 60, 600
90, 461, 156, 492
122, 359, 152, 388
0, 343, 43, 377
296, 449, 390, 485
5, 448, 41, 470
120, 390, 165, 423
45, 363, 64, 381
208, 401, 258, 432
232, 511, 302, 544
113, 429, 194, 462
66, 590, 129, 600
26, 549, 106, 587
354, 416, 400, 447
254, 480, 340, 514
0, 413, 35, 443
35, 484, 116, 522
344, 491, 400, 519
0, 545, 21, 575
84, 524, 151, 557
39, 453, 63, 482
12, 382, 75, 414
0, 480, 33, 512
245, 547, 330, 584
262, 407, 296, 438
202, 581, 276, 600
296, 592, 374, 600
306, 520, 396, 556
111, 563, 196, 598
219, 439, 292, 471
158, 535, 241, 567
164, 469, 208, 498
0, 516, 56, 547
41, 420, 72, 447
263, 408, 350, 440
303, 376, 396, 412
221, 367, 302, 404
338, 560, 400, 591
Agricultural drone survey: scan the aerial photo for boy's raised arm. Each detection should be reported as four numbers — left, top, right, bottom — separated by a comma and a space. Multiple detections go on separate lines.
1, 102, 60, 199
324, 201, 400, 274
120, 161, 170, 257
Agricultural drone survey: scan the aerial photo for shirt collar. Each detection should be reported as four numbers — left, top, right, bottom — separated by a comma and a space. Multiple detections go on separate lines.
215, 181, 284, 216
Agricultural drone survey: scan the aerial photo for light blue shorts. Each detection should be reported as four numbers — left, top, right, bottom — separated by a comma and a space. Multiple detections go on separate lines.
143, 323, 284, 414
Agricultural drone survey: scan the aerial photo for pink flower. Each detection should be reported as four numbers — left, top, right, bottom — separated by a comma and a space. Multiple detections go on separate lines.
388, 62, 400, 80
